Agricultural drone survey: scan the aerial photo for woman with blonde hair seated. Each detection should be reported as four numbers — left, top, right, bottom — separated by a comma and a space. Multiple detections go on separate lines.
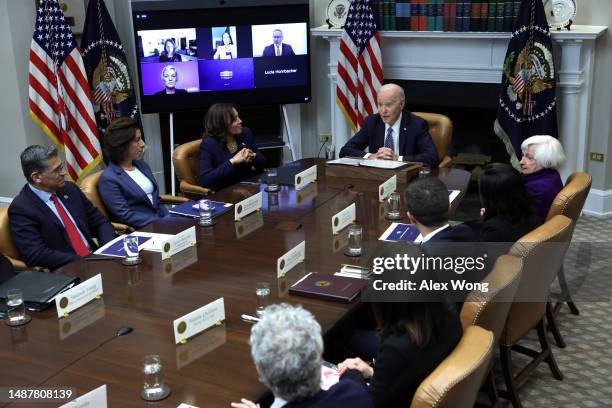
519, 135, 566, 222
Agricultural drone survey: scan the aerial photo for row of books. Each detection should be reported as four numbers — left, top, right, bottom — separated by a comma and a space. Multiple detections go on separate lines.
371, 0, 522, 32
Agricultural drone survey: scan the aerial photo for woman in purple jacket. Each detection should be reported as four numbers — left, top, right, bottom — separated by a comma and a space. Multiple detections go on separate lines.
519, 135, 566, 222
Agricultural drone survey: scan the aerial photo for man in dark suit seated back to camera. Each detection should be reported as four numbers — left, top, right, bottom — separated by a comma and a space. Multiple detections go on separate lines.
8, 145, 115, 270
339, 83, 439, 166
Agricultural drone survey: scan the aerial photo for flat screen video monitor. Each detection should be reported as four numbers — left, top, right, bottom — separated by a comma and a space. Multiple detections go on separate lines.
132, 0, 311, 113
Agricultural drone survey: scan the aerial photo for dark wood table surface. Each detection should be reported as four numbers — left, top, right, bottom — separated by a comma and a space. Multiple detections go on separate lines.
0, 159, 470, 407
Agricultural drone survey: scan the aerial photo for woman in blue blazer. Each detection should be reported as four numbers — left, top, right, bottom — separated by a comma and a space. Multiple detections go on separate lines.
99, 118, 168, 229
199, 103, 266, 191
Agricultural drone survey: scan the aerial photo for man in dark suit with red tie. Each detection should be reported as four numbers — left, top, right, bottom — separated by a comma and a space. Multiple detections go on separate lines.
339, 83, 439, 166
9, 145, 115, 270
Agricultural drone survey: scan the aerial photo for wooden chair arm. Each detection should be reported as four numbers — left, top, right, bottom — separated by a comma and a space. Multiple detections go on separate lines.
111, 222, 130, 234
8, 257, 28, 271
439, 156, 452, 168
179, 181, 212, 198
160, 194, 190, 204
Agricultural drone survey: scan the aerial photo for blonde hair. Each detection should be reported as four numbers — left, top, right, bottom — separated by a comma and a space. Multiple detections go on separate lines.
521, 135, 566, 169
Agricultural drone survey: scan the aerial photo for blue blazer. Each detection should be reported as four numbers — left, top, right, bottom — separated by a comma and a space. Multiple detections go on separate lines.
199, 127, 267, 191
99, 160, 168, 229
8, 182, 115, 270
339, 111, 439, 166
284, 380, 372, 408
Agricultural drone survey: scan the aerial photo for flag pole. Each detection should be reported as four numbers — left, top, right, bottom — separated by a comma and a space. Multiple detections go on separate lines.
169, 112, 176, 195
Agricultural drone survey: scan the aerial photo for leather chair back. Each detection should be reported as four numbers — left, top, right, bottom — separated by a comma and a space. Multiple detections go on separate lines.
0, 207, 27, 270
461, 254, 523, 341
501, 215, 573, 346
411, 326, 495, 408
173, 139, 202, 187
413, 112, 453, 167
545, 172, 592, 227
80, 170, 109, 218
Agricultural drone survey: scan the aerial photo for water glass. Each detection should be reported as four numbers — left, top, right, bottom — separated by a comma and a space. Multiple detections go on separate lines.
386, 192, 402, 219
142, 354, 166, 400
123, 235, 141, 265
419, 164, 432, 178
198, 199, 214, 226
325, 145, 336, 160
347, 224, 363, 256
255, 282, 271, 318
7, 289, 26, 324
265, 168, 280, 192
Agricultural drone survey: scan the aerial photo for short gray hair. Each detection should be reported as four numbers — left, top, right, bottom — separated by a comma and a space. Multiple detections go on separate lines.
20, 145, 58, 182
521, 135, 566, 169
250, 304, 323, 402
379, 83, 405, 102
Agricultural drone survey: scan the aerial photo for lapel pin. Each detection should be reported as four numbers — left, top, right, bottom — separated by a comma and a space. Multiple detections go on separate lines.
64, 195, 69, 199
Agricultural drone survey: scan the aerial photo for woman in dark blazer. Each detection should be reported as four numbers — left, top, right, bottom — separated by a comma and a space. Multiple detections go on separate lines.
199, 103, 266, 191
338, 244, 462, 408
99, 118, 168, 229
470, 163, 541, 243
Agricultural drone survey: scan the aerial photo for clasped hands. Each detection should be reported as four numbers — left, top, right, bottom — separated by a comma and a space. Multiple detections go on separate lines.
370, 147, 398, 161
338, 357, 374, 378
230, 148, 256, 165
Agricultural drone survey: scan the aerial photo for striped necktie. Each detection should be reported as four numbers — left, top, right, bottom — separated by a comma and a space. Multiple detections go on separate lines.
384, 127, 394, 150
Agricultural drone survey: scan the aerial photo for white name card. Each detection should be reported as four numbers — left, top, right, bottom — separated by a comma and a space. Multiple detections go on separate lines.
234, 191, 262, 221
177, 404, 200, 408
55, 274, 103, 318
295, 165, 317, 190
173, 297, 225, 344
235, 211, 264, 239
59, 299, 106, 340
59, 384, 107, 408
161, 226, 197, 261
277, 241, 305, 278
379, 175, 397, 202
332, 203, 356, 235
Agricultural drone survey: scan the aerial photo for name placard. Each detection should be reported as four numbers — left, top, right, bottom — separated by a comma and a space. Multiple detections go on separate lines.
379, 175, 397, 202
295, 165, 317, 190
59, 299, 106, 340
55, 274, 103, 318
161, 226, 197, 261
234, 191, 262, 221
277, 241, 305, 278
331, 203, 356, 235
59, 384, 107, 408
235, 211, 264, 239
173, 297, 225, 344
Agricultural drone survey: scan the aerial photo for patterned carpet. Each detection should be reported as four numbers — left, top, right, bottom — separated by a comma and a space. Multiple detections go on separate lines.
494, 215, 612, 407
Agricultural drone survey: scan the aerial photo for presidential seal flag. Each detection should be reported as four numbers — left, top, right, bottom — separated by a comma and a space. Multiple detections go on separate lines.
28, 0, 102, 183
81, 0, 140, 136
494, 0, 558, 168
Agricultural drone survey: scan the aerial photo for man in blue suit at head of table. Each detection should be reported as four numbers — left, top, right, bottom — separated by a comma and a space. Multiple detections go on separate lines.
339, 83, 439, 166
8, 145, 115, 270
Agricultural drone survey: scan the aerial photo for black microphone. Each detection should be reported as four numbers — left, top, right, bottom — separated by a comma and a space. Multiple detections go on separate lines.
116, 326, 134, 337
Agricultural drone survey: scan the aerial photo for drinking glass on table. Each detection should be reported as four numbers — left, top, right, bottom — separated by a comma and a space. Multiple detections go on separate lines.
142, 354, 170, 401
122, 235, 142, 266
6, 289, 28, 325
198, 199, 214, 226
346, 224, 363, 257
255, 282, 271, 318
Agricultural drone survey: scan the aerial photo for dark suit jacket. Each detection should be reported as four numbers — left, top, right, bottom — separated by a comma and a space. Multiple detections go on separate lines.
284, 380, 372, 408
155, 88, 188, 95
199, 127, 267, 191
99, 160, 168, 229
466, 215, 539, 243
339, 111, 439, 166
0, 254, 16, 284
8, 182, 115, 270
262, 43, 295, 56
343, 311, 462, 408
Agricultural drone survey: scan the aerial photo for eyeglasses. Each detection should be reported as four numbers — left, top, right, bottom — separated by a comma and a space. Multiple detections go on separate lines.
44, 160, 65, 175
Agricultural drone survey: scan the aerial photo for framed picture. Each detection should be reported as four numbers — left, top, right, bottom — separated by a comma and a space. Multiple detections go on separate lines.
35, 0, 86, 34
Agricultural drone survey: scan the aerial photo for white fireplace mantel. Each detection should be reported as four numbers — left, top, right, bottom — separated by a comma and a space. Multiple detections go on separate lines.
311, 25, 607, 213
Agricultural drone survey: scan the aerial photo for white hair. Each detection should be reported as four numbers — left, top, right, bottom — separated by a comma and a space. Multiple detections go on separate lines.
249, 304, 322, 402
160, 65, 178, 82
379, 83, 405, 102
521, 135, 566, 169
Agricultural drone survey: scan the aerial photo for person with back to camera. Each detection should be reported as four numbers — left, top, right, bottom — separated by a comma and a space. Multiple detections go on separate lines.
231, 303, 372, 408
338, 243, 462, 408
155, 65, 187, 95
213, 30, 237, 60
158, 38, 182, 62
199, 103, 266, 191
519, 135, 566, 222
339, 83, 439, 166
99, 118, 169, 229
262, 29, 295, 57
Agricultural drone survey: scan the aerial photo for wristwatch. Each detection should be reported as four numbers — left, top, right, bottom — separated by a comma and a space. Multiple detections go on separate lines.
326, 0, 351, 29
543, 0, 577, 30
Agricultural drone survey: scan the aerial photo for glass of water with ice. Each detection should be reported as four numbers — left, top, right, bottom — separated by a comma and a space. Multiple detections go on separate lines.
255, 282, 271, 318
141, 354, 169, 401
6, 289, 28, 326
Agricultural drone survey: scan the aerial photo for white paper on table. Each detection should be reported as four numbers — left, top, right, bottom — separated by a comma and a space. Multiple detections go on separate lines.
320, 363, 340, 391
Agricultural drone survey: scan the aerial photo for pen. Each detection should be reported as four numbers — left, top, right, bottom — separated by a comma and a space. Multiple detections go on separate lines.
241, 314, 261, 323
85, 256, 116, 261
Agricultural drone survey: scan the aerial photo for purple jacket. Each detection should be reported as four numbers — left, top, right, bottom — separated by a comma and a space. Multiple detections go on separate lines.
522, 168, 563, 222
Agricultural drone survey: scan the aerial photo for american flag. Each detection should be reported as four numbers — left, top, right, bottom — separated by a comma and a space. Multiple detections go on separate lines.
335, 0, 383, 131
28, 0, 102, 183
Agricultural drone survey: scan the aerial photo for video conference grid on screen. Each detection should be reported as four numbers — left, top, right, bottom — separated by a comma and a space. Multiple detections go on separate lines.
137, 23, 308, 95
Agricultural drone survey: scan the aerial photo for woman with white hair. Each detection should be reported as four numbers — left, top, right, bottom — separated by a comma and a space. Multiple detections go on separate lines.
231, 304, 371, 408
519, 135, 566, 222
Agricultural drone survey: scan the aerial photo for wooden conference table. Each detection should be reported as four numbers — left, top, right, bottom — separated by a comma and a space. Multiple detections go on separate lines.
0, 159, 470, 407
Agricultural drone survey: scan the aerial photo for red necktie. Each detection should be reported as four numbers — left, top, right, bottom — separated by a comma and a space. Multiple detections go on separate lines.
50, 194, 90, 257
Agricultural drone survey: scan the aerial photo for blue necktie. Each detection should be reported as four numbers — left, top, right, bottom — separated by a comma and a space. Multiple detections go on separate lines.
384, 127, 394, 151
